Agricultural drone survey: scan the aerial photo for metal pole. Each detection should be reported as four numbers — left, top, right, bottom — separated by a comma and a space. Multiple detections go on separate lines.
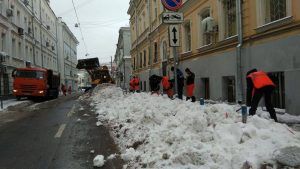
123, 58, 126, 89
236, 0, 244, 102
111, 56, 113, 75
173, 47, 178, 95
0, 68, 3, 109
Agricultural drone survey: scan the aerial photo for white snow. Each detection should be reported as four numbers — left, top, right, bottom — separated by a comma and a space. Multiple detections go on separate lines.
96, 121, 103, 126
91, 86, 300, 169
0, 99, 29, 112
107, 153, 117, 160
93, 155, 105, 167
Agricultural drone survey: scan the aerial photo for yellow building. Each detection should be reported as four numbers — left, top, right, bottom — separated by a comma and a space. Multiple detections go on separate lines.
128, 0, 300, 115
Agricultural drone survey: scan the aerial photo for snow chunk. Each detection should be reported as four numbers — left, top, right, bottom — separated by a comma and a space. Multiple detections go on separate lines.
93, 155, 105, 167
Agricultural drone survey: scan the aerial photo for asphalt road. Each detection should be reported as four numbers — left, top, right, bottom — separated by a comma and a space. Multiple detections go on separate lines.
0, 94, 123, 169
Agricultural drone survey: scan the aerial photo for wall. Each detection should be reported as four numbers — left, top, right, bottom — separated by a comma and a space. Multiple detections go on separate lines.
285, 69, 300, 115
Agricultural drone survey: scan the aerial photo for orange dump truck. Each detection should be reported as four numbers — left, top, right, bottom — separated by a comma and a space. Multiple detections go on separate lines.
12, 67, 60, 100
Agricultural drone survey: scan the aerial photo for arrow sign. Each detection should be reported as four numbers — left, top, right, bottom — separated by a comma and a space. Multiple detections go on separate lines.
169, 25, 180, 47
172, 27, 178, 44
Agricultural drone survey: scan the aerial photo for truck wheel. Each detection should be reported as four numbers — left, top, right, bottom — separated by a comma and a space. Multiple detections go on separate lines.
16, 96, 21, 101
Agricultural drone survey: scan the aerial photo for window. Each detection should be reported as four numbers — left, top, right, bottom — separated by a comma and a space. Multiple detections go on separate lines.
201, 78, 210, 99
143, 50, 146, 67
200, 9, 212, 46
184, 22, 191, 52
269, 72, 285, 108
1, 33, 6, 52
265, 0, 287, 23
18, 42, 22, 58
133, 57, 136, 70
162, 41, 167, 61
222, 76, 236, 103
154, 42, 158, 63
17, 10, 21, 25
223, 0, 236, 37
139, 52, 142, 68
153, 0, 158, 19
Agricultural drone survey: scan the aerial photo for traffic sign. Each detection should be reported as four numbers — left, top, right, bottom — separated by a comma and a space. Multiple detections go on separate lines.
162, 12, 184, 24
161, 0, 183, 12
168, 25, 180, 47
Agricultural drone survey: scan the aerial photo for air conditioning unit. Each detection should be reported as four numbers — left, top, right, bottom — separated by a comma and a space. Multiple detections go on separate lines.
46, 41, 50, 47
18, 27, 24, 36
6, 9, 13, 17
202, 17, 216, 33
46, 25, 50, 30
23, 0, 29, 6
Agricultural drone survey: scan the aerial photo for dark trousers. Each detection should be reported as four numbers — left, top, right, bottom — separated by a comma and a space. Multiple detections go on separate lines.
249, 86, 278, 122
177, 85, 183, 100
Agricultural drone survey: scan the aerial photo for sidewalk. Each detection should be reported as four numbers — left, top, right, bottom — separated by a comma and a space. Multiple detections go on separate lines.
0, 99, 29, 112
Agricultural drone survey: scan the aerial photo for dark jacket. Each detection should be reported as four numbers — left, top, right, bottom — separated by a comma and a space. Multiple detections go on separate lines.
186, 72, 195, 85
176, 69, 184, 87
149, 75, 163, 92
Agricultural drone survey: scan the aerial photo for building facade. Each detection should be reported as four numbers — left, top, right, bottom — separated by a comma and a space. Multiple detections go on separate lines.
57, 17, 79, 91
0, 0, 78, 95
114, 27, 132, 90
128, 0, 300, 115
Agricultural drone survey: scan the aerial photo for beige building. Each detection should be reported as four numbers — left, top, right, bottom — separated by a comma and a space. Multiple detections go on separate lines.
128, 0, 300, 115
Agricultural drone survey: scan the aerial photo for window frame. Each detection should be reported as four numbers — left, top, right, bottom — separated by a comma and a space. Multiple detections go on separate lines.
256, 0, 292, 27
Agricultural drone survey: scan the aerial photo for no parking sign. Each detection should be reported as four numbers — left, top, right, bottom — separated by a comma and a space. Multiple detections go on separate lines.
161, 0, 183, 11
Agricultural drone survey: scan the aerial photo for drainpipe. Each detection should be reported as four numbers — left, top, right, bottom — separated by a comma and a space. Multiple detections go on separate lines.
236, 0, 244, 102
147, 0, 152, 82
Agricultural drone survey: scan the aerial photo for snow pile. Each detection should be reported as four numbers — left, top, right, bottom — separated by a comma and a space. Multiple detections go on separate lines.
92, 86, 300, 169
0, 99, 29, 112
93, 155, 105, 167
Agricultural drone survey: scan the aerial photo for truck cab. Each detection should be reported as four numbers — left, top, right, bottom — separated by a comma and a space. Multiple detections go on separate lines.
12, 67, 60, 100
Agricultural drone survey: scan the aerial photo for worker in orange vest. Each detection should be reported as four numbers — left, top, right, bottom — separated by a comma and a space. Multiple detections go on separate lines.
246, 69, 277, 122
133, 76, 140, 92
162, 76, 174, 99
129, 77, 135, 92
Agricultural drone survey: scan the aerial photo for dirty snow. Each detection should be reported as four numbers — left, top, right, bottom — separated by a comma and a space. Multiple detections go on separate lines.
91, 86, 300, 169
0, 99, 29, 112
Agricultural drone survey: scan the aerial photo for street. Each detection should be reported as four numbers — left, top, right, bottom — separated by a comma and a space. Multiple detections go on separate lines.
0, 94, 123, 169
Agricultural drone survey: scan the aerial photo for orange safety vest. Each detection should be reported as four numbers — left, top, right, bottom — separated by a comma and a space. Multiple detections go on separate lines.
247, 71, 275, 89
129, 79, 135, 90
134, 78, 140, 90
162, 76, 171, 90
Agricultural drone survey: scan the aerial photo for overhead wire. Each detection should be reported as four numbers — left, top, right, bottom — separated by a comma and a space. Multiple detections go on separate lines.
59, 0, 97, 16
71, 0, 89, 56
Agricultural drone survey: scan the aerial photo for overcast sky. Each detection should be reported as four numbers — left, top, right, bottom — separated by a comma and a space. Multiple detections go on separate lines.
50, 0, 130, 63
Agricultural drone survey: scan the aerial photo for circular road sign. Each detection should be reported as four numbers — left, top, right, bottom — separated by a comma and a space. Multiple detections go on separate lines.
161, 0, 183, 11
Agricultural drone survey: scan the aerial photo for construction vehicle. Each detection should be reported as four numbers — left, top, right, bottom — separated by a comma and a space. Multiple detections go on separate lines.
76, 57, 113, 86
12, 65, 60, 100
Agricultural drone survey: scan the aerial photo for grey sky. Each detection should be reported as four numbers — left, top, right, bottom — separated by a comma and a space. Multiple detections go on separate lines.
50, 0, 130, 63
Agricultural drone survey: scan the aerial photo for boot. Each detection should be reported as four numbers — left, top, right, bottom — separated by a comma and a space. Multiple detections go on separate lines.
186, 97, 190, 101
191, 96, 196, 102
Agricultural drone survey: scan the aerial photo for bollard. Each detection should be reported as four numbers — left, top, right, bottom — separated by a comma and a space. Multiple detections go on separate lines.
200, 98, 204, 106
241, 105, 247, 123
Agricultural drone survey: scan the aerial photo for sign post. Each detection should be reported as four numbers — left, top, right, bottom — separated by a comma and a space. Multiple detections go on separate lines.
161, 0, 183, 98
